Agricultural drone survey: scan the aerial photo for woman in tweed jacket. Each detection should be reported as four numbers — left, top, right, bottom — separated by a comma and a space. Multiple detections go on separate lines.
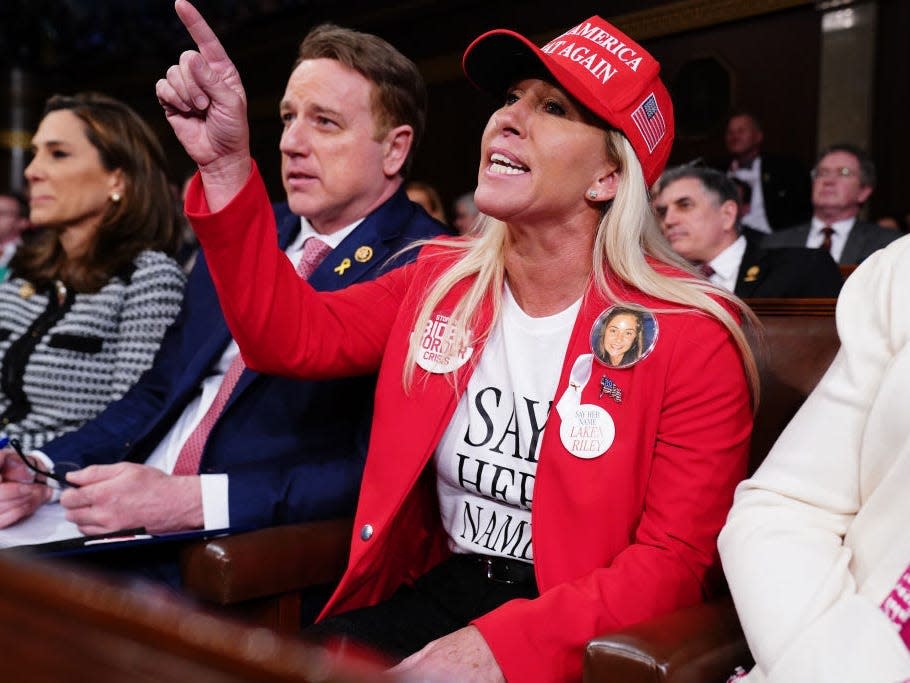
0, 93, 185, 453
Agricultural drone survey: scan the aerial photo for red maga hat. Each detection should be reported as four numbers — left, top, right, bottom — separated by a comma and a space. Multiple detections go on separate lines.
463, 16, 674, 186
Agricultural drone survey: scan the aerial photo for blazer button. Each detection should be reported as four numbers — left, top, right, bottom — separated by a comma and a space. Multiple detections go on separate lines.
360, 524, 373, 541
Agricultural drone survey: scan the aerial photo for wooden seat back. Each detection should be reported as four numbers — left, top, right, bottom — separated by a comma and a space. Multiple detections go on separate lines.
745, 298, 839, 474
0, 551, 387, 683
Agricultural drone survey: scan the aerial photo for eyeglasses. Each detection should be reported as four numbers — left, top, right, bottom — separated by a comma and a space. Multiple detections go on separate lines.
810, 166, 858, 180
8, 438, 81, 489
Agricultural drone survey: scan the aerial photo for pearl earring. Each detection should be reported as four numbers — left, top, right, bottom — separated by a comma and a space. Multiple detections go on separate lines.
587, 190, 599, 200
110, 192, 122, 203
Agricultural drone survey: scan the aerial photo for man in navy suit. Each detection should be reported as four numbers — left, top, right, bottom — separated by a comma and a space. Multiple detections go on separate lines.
763, 144, 899, 265
0, 24, 447, 539
654, 165, 842, 298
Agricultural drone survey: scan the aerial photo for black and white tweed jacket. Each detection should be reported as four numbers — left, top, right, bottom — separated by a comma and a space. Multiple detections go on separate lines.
0, 250, 186, 451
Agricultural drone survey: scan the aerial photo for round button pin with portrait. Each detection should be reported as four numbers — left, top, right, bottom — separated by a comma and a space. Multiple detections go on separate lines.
590, 305, 658, 369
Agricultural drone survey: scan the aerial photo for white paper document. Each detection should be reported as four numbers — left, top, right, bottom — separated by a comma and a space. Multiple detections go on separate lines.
0, 504, 82, 549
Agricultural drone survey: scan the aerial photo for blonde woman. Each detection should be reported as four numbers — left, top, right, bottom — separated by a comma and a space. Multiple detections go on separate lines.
158, 2, 756, 681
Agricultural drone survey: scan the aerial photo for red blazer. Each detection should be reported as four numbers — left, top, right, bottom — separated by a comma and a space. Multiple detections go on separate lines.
188, 166, 752, 683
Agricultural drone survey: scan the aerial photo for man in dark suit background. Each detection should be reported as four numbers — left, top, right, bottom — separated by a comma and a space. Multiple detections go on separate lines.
722, 112, 811, 233
0, 24, 448, 547
763, 144, 899, 265
654, 165, 842, 298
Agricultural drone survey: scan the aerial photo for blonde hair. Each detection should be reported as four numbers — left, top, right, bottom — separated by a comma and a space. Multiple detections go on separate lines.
404, 131, 759, 401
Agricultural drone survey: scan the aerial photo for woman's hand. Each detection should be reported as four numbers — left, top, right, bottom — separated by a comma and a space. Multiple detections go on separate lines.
0, 448, 50, 528
388, 626, 505, 683
155, 0, 251, 211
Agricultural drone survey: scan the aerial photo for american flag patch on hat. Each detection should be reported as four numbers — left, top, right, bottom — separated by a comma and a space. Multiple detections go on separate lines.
631, 93, 666, 153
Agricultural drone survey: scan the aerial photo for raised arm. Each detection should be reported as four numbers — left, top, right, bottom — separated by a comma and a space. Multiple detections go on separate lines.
155, 0, 250, 211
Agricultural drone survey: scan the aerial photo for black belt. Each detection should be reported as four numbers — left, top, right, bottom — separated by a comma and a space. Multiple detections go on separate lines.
466, 554, 535, 585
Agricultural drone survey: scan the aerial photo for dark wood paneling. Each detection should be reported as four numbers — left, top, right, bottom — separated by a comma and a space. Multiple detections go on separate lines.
646, 5, 820, 170
871, 0, 910, 225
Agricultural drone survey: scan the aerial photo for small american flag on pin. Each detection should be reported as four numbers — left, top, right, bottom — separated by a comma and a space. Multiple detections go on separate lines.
599, 376, 622, 404
631, 93, 666, 153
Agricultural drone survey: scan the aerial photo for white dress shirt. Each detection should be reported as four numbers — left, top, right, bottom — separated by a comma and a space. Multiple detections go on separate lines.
730, 156, 771, 233
704, 235, 747, 293
808, 216, 855, 264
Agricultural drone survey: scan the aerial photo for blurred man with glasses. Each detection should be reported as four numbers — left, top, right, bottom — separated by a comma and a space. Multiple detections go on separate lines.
764, 144, 899, 264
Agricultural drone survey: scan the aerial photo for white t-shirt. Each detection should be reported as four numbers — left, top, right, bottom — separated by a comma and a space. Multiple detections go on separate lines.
434, 285, 580, 562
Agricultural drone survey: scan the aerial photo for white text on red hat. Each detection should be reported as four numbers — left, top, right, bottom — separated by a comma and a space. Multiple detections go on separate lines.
541, 21, 643, 85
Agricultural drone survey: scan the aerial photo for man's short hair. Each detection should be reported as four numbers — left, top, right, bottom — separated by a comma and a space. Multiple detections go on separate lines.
816, 143, 876, 188
295, 24, 427, 177
655, 165, 741, 209
726, 110, 762, 132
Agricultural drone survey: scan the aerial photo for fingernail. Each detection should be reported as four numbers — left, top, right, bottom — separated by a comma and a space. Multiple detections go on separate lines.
194, 95, 208, 109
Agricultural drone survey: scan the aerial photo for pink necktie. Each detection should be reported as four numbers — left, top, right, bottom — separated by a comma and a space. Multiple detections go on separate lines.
700, 263, 715, 278
172, 237, 333, 475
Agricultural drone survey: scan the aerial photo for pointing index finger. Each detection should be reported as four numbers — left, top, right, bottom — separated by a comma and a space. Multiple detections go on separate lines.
175, 0, 230, 66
